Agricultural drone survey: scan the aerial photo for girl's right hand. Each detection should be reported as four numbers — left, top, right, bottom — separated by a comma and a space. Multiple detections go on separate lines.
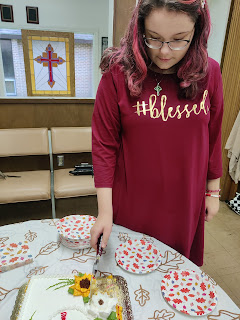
90, 215, 113, 250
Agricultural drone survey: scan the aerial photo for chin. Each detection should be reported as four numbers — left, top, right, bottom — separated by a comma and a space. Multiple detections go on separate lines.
154, 61, 178, 72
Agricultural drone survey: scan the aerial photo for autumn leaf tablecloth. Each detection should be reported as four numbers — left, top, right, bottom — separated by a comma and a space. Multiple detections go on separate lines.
0, 219, 239, 320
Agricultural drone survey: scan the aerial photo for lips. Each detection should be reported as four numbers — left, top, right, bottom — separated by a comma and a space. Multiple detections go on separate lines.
159, 58, 171, 62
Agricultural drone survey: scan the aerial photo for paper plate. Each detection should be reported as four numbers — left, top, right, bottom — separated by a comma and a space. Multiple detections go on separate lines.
56, 215, 96, 240
161, 270, 218, 316
115, 239, 162, 274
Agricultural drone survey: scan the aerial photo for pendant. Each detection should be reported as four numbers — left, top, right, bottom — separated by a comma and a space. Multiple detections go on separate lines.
154, 82, 162, 96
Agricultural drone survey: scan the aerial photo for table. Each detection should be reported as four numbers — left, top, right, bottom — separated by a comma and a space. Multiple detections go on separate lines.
0, 219, 239, 319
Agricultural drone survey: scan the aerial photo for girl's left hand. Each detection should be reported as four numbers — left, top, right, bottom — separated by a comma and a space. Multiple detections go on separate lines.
205, 196, 220, 222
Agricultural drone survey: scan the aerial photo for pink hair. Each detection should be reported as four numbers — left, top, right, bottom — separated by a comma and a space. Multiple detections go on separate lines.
100, 0, 211, 100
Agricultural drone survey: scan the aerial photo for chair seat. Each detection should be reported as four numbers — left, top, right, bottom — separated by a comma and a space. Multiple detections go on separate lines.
54, 168, 96, 199
0, 170, 51, 204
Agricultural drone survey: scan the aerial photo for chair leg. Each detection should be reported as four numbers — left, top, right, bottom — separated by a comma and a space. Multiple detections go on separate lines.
51, 179, 56, 219
48, 129, 56, 219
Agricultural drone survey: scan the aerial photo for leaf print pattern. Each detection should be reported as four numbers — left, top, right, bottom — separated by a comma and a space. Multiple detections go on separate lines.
41, 219, 58, 226
141, 234, 154, 244
161, 270, 218, 316
35, 241, 60, 258
25, 230, 37, 242
27, 266, 48, 278
134, 285, 150, 306
148, 309, 175, 320
60, 247, 96, 263
207, 310, 240, 320
118, 232, 130, 242
201, 271, 217, 286
0, 237, 9, 245
156, 250, 185, 273
0, 286, 19, 301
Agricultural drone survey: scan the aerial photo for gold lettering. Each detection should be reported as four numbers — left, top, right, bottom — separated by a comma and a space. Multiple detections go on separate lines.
149, 94, 160, 119
131, 90, 209, 121
133, 101, 149, 116
159, 95, 168, 121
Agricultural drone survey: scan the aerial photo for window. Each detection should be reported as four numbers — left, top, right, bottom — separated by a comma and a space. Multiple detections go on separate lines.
0, 29, 94, 98
0, 39, 17, 96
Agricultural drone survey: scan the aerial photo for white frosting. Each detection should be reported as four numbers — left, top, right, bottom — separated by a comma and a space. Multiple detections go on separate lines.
17, 275, 119, 320
51, 308, 91, 320
88, 292, 118, 319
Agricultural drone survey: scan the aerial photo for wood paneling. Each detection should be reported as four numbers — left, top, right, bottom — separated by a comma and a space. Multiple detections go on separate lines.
113, 0, 136, 47
0, 98, 94, 129
220, 0, 240, 200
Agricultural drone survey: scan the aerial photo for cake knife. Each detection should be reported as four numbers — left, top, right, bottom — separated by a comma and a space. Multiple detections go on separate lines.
89, 233, 103, 300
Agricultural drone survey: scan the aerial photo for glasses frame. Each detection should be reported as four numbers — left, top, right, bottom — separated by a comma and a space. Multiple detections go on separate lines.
143, 30, 194, 51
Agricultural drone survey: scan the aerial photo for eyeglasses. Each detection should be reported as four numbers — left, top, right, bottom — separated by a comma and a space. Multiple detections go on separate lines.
143, 33, 193, 51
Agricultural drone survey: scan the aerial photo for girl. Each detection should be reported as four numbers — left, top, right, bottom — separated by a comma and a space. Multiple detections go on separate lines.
91, 0, 223, 266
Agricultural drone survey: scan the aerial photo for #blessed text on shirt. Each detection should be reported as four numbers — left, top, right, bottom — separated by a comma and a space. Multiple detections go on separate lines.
132, 90, 209, 121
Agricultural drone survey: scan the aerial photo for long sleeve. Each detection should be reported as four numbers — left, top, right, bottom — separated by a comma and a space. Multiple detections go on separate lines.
207, 61, 224, 180
92, 68, 121, 188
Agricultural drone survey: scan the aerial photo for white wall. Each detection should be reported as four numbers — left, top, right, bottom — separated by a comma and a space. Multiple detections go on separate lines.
208, 0, 232, 64
0, 0, 109, 94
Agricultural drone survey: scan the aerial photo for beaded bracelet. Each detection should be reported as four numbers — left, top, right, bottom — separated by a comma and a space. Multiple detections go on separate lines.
205, 193, 221, 198
206, 189, 221, 193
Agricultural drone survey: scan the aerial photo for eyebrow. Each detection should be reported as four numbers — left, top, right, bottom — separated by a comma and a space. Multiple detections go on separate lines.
146, 29, 190, 36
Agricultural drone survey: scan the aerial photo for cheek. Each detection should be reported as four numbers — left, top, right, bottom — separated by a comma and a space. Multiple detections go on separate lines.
146, 48, 158, 61
174, 48, 189, 62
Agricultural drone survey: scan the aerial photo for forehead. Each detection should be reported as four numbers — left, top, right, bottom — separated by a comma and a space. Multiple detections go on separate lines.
144, 8, 195, 36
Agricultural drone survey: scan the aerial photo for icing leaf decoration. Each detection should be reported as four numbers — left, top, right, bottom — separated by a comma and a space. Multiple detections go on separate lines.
156, 250, 185, 273
29, 311, 36, 320
148, 309, 175, 320
107, 311, 117, 320
35, 241, 60, 258
94, 318, 103, 320
27, 266, 48, 278
79, 272, 85, 277
134, 285, 150, 307
68, 288, 74, 295
47, 278, 75, 291
25, 230, 37, 242
83, 296, 90, 303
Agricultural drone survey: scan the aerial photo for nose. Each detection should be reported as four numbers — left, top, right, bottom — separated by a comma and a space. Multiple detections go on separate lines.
160, 42, 171, 55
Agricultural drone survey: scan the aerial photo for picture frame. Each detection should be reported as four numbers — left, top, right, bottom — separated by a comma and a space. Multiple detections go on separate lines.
101, 37, 108, 55
22, 29, 75, 97
0, 4, 14, 22
26, 6, 39, 24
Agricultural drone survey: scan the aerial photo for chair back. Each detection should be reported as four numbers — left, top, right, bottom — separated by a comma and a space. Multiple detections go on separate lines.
51, 127, 92, 154
0, 128, 49, 157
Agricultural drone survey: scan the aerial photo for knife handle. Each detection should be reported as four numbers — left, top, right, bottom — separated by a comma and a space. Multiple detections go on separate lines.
97, 233, 103, 256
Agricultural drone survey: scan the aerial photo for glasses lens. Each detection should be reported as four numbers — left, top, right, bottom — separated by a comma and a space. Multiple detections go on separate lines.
169, 40, 189, 50
144, 38, 162, 49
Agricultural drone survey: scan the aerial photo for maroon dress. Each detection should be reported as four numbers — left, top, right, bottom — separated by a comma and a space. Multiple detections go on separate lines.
92, 57, 223, 266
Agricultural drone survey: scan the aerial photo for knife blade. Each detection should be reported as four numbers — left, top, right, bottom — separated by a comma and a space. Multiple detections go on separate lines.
89, 233, 103, 300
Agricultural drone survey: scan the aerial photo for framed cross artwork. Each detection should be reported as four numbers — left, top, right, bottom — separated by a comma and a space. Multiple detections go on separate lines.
21, 30, 75, 96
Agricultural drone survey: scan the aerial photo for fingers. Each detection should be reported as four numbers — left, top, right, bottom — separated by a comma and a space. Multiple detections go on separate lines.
101, 225, 112, 249
90, 228, 101, 251
90, 221, 112, 250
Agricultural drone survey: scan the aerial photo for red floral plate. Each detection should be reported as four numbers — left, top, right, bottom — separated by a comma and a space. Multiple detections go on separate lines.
115, 239, 162, 274
161, 270, 218, 316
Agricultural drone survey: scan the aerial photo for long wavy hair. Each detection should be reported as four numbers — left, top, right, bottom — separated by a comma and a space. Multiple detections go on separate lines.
100, 0, 211, 100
